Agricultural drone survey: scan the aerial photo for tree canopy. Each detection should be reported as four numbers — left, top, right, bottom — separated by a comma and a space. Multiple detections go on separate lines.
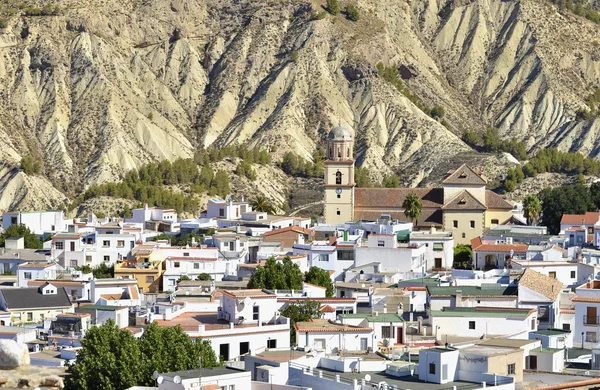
0, 224, 41, 249
453, 244, 473, 269
402, 193, 422, 223
65, 321, 219, 390
247, 256, 304, 290
281, 300, 321, 344
251, 196, 276, 214
304, 266, 334, 297
523, 195, 541, 226
539, 183, 596, 234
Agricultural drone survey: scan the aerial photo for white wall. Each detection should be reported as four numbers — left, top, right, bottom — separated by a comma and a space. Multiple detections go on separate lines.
219, 295, 280, 324
296, 331, 374, 354
432, 314, 536, 339
418, 349, 459, 384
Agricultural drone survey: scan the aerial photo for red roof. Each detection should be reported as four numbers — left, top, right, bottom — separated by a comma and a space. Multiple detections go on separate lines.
470, 237, 528, 253
262, 226, 312, 237
319, 305, 336, 313
561, 211, 598, 225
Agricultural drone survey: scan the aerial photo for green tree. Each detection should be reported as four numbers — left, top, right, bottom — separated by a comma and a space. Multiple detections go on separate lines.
0, 224, 42, 249
325, 0, 340, 15
539, 183, 595, 234
304, 266, 334, 297
381, 174, 400, 188
247, 256, 303, 290
20, 156, 41, 175
92, 263, 114, 279
430, 105, 445, 119
461, 130, 479, 147
177, 275, 191, 283
212, 169, 230, 197
523, 195, 541, 226
402, 193, 422, 224
481, 127, 500, 152
281, 300, 321, 344
197, 273, 212, 281
355, 167, 372, 187
345, 4, 360, 21
453, 244, 473, 269
251, 196, 276, 214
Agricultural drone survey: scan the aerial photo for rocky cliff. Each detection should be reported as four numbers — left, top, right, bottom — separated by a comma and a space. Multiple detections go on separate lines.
1, 0, 600, 210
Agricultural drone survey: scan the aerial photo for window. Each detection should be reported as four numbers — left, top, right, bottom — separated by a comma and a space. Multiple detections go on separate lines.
194, 263, 200, 269
267, 339, 277, 349
51, 225, 55, 231
532, 318, 536, 330
453, 220, 458, 228
429, 363, 436, 375
27, 312, 33, 321
219, 208, 224, 217
491, 219, 499, 224
563, 323, 571, 331
586, 332, 597, 343
70, 260, 78, 267
337, 250, 354, 260
336, 171, 342, 185
24, 272, 31, 280
469, 321, 475, 330
462, 233, 466, 239
382, 326, 392, 338
55, 242, 64, 250
174, 262, 180, 268
549, 271, 556, 279
470, 220, 475, 229
337, 194, 341, 199
571, 271, 576, 278
253, 306, 259, 321
337, 210, 341, 215
103, 256, 110, 262
86, 255, 92, 262
183, 252, 190, 257
507, 363, 516, 375
70, 242, 75, 251
102, 240, 110, 247
146, 276, 154, 283
117, 240, 125, 248
377, 240, 385, 247
589, 227, 594, 235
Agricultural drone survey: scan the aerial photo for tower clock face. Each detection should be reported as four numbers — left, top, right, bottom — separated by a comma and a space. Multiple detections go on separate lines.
336, 188, 342, 195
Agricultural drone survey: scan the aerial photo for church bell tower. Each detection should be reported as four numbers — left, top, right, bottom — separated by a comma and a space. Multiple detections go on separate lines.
323, 125, 355, 224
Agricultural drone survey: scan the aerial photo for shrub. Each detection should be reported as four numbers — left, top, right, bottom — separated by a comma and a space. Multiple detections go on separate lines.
0, 18, 7, 29
325, 0, 339, 15
345, 4, 360, 21
20, 156, 41, 175
291, 51, 299, 63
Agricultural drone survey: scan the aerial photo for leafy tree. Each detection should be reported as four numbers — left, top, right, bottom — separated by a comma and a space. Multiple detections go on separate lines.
247, 256, 303, 290
177, 275, 191, 283
381, 174, 400, 188
345, 4, 360, 21
0, 224, 42, 249
453, 244, 473, 269
76, 265, 93, 274
325, 0, 340, 15
402, 193, 422, 224
539, 184, 595, 234
591, 182, 600, 209
462, 130, 478, 147
0, 18, 7, 29
355, 167, 372, 187
20, 156, 41, 175
523, 195, 541, 226
211, 170, 230, 197
281, 300, 321, 344
430, 105, 445, 119
251, 196, 276, 214
92, 263, 114, 279
197, 273, 212, 281
304, 266, 334, 297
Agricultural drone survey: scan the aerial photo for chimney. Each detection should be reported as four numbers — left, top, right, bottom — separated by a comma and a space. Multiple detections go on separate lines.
397, 303, 403, 316
383, 304, 387, 314
455, 290, 463, 307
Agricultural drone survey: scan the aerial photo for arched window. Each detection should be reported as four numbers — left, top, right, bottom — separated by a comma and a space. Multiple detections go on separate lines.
338, 147, 341, 158
336, 171, 342, 185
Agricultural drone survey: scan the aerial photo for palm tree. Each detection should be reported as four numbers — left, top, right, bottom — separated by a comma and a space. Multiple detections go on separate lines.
523, 195, 541, 226
402, 193, 422, 225
251, 195, 276, 214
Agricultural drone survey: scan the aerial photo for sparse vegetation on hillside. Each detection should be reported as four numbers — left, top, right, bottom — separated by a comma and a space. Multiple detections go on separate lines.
280, 149, 325, 178
20, 156, 42, 175
354, 166, 372, 187
550, 0, 600, 25
462, 127, 527, 160
576, 87, 600, 120
325, 0, 340, 15
345, 4, 360, 21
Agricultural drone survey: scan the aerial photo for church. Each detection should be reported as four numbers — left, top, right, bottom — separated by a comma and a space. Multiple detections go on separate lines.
323, 126, 515, 244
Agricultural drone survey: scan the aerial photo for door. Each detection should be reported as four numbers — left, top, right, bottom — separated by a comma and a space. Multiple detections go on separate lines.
526, 355, 537, 370
588, 307, 598, 325
434, 258, 442, 269
219, 344, 230, 361
240, 341, 250, 355
70, 242, 75, 251
397, 328, 404, 344
360, 338, 368, 351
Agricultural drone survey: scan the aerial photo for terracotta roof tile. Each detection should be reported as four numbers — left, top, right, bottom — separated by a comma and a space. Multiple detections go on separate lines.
441, 190, 486, 211
294, 319, 372, 333
319, 305, 336, 313
354, 188, 443, 209
517, 269, 562, 301
443, 164, 487, 185
485, 191, 514, 210
470, 237, 528, 253
561, 211, 598, 225
262, 226, 312, 237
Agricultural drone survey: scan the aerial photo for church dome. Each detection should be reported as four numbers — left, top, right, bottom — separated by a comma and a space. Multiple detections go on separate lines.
328, 126, 352, 141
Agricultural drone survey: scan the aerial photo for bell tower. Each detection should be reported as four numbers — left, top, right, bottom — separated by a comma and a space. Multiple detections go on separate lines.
323, 125, 355, 224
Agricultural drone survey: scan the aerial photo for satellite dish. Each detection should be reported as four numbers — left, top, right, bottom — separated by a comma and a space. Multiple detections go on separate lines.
157, 376, 164, 384
364, 374, 372, 382
174, 375, 182, 384
153, 371, 159, 380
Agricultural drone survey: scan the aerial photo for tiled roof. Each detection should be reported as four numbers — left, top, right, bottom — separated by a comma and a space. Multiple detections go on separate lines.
431, 307, 536, 318
427, 285, 518, 298
517, 269, 562, 301
441, 190, 486, 211
485, 191, 514, 210
443, 164, 487, 185
354, 209, 443, 227
18, 262, 54, 269
294, 319, 373, 333
1, 287, 72, 310
262, 226, 312, 237
319, 305, 336, 313
571, 296, 600, 303
222, 289, 275, 299
354, 188, 443, 209
470, 237, 528, 253
277, 297, 356, 303
561, 211, 598, 225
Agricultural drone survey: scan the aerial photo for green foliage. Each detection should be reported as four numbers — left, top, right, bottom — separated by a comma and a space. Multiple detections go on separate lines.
76, 265, 93, 274
64, 320, 219, 390
150, 233, 204, 246
92, 263, 114, 279
235, 160, 257, 181
177, 275, 191, 283
550, 0, 600, 26
0, 18, 6, 29
20, 156, 41, 175
304, 266, 334, 297
325, 0, 340, 15
212, 169, 230, 197
521, 148, 600, 179
402, 193, 422, 223
24, 4, 61, 16
503, 166, 525, 193
381, 174, 400, 188
197, 273, 212, 281
430, 105, 445, 119
462, 130, 479, 147
251, 196, 276, 214
354, 166, 372, 187
539, 183, 596, 234
311, 11, 328, 20
281, 299, 321, 344
345, 4, 360, 21
291, 51, 299, 62
0, 224, 41, 249
523, 195, 542, 226
453, 244, 473, 269
479, 127, 527, 160
280, 149, 324, 178
247, 256, 304, 290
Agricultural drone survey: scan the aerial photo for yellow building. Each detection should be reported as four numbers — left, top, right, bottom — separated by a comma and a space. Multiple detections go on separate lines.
114, 244, 164, 293
323, 127, 514, 244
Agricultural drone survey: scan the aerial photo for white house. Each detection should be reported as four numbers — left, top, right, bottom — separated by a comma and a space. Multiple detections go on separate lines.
471, 237, 528, 271
89, 278, 141, 307
129, 204, 178, 232
293, 240, 353, 281
354, 234, 427, 273
516, 269, 563, 330
426, 285, 518, 311
294, 318, 375, 353
339, 312, 406, 345
17, 262, 57, 287
410, 229, 454, 270
511, 259, 594, 289
560, 212, 598, 245
418, 347, 460, 384
133, 367, 252, 390
2, 210, 66, 237
572, 280, 600, 348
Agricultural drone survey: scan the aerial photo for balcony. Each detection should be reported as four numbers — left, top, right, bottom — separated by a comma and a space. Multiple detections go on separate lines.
584, 315, 600, 326
117, 260, 160, 270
